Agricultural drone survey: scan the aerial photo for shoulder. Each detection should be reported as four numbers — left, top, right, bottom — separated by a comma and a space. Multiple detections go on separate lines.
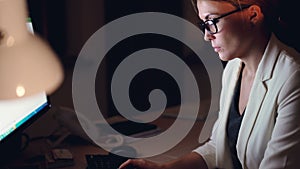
273, 38, 300, 80
270, 37, 300, 101
272, 34, 300, 71
222, 59, 241, 83
257, 34, 300, 82
223, 59, 241, 75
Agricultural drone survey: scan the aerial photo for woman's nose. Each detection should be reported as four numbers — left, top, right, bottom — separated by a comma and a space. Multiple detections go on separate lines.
203, 30, 214, 41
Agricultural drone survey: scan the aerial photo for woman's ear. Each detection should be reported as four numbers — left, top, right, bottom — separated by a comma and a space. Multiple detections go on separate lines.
248, 5, 264, 25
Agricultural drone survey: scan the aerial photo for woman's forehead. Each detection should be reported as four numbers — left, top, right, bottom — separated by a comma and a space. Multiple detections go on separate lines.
197, 0, 235, 9
197, 1, 236, 17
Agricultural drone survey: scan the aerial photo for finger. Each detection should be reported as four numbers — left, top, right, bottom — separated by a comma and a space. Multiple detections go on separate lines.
119, 159, 133, 169
119, 159, 148, 169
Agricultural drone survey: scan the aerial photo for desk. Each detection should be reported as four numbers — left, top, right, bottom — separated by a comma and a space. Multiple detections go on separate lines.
7, 114, 205, 169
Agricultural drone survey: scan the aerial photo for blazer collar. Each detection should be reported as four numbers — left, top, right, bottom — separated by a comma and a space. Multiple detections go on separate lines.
254, 34, 282, 82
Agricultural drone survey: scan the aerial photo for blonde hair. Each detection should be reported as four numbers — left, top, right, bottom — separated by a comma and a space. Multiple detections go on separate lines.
191, 0, 280, 30
191, 0, 250, 11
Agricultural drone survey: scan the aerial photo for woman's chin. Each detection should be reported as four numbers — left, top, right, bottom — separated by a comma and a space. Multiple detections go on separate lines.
218, 52, 234, 62
218, 54, 229, 62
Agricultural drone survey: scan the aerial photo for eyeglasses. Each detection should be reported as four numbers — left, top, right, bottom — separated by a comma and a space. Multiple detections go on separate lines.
198, 5, 251, 34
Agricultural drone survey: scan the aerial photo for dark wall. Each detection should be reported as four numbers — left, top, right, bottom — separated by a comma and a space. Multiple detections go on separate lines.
26, 0, 196, 117
275, 0, 300, 52
102, 0, 186, 116
27, 0, 67, 58
104, 0, 183, 23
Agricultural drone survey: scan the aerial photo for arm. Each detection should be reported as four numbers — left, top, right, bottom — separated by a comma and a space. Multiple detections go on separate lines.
259, 70, 300, 168
162, 152, 208, 169
119, 119, 221, 169
119, 117, 222, 169
118, 152, 208, 169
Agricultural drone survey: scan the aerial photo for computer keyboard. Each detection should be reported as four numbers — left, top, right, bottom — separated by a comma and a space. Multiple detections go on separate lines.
110, 120, 158, 136
86, 154, 136, 169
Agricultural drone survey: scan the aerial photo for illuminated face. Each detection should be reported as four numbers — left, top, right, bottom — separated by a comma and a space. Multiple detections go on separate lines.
197, 1, 252, 61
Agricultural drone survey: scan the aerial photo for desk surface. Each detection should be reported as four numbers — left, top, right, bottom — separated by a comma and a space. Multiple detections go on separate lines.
7, 115, 205, 169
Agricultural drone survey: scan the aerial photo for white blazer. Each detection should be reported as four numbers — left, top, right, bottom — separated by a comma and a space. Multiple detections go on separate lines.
194, 34, 300, 169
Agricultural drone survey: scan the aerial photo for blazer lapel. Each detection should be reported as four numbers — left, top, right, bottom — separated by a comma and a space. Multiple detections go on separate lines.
216, 60, 243, 168
236, 34, 280, 167
236, 79, 267, 167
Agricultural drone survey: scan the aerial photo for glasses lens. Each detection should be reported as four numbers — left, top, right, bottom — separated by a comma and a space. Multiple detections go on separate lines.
198, 20, 217, 34
206, 20, 217, 34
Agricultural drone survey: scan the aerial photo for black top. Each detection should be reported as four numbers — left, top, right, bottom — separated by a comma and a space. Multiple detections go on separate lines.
226, 66, 245, 169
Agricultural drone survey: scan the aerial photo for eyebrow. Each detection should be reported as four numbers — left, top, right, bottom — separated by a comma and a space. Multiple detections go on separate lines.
204, 13, 219, 20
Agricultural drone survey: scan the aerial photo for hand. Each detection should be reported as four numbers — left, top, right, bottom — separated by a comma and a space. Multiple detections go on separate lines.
119, 159, 164, 169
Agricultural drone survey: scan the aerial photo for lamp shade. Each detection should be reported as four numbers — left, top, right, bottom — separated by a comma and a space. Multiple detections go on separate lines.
0, 0, 64, 99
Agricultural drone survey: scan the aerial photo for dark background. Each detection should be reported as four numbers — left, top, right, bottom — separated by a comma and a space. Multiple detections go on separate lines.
26, 0, 299, 117
26, 0, 207, 117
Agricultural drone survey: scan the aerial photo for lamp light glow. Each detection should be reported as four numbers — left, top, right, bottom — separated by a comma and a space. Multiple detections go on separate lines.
16, 85, 26, 97
0, 0, 64, 99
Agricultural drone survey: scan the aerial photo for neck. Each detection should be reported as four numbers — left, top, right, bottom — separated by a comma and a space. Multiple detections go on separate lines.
242, 55, 262, 77
241, 32, 271, 76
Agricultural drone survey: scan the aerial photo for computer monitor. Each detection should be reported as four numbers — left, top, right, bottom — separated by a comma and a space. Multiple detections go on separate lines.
0, 92, 50, 164
0, 92, 50, 142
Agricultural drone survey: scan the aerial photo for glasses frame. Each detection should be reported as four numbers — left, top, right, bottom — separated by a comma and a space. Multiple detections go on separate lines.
198, 5, 251, 34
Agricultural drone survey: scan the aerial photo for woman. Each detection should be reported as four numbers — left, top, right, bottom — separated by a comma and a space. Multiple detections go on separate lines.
119, 0, 300, 168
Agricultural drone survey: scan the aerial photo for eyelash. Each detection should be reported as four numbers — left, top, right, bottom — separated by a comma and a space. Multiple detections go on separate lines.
200, 16, 218, 22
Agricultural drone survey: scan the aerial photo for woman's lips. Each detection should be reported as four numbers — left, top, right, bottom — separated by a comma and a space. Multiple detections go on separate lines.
213, 47, 221, 52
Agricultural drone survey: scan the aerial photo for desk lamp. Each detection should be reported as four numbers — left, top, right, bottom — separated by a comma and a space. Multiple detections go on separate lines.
0, 0, 64, 99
